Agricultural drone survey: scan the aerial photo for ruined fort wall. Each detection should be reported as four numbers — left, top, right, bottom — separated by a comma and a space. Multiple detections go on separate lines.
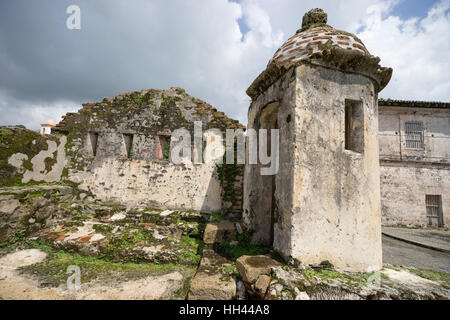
74, 158, 222, 212
58, 88, 245, 214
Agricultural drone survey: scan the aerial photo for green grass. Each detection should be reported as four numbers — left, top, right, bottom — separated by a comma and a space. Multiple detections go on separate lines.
209, 212, 227, 223
8, 226, 28, 244
177, 235, 203, 265
214, 241, 269, 261
175, 88, 186, 95
213, 229, 270, 260
384, 265, 401, 272
300, 268, 388, 287
219, 263, 239, 277
302, 269, 344, 281
408, 268, 450, 282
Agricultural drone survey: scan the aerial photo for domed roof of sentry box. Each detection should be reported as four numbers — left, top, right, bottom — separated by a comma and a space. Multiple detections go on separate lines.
247, 8, 393, 100
270, 9, 371, 64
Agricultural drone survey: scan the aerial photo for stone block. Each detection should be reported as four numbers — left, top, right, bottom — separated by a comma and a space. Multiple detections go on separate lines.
0, 199, 21, 217
254, 274, 271, 298
32, 197, 50, 210
203, 220, 236, 244
188, 271, 236, 300
236, 255, 280, 284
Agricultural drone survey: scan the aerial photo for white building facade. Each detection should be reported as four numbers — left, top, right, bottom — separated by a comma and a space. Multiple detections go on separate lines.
379, 100, 450, 228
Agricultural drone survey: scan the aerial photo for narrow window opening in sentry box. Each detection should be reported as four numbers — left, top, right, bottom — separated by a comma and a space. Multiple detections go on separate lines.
345, 100, 364, 153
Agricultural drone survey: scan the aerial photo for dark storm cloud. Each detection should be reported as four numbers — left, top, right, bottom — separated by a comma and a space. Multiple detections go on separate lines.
0, 0, 448, 130
0, 0, 258, 129
0, 0, 182, 102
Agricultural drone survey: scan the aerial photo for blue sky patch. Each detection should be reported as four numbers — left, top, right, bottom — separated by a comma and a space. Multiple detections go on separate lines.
390, 0, 437, 20
229, 0, 250, 40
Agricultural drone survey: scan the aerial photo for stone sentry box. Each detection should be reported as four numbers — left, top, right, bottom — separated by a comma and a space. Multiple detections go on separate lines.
243, 9, 392, 272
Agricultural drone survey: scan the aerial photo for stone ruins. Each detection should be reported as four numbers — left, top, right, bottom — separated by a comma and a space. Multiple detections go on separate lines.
0, 9, 448, 300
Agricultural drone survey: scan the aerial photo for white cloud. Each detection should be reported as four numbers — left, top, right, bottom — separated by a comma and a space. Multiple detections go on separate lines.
0, 0, 448, 131
241, 0, 284, 48
356, 0, 450, 100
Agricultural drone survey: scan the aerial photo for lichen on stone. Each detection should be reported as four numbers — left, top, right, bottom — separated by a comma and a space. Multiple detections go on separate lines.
299, 8, 328, 31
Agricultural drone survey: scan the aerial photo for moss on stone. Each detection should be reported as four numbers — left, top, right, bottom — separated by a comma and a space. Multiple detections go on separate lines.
213, 240, 269, 260
44, 151, 58, 173
20, 240, 186, 288
408, 268, 450, 282
247, 44, 392, 101
0, 127, 62, 187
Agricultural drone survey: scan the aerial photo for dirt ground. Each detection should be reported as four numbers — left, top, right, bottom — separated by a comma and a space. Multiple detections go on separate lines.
0, 249, 191, 300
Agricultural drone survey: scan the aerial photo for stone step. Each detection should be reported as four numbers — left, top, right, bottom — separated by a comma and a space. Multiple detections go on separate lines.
188, 246, 237, 300
236, 255, 281, 299
203, 220, 238, 244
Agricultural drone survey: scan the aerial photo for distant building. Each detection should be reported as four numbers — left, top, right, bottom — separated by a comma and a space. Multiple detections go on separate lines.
40, 119, 55, 135
378, 99, 450, 228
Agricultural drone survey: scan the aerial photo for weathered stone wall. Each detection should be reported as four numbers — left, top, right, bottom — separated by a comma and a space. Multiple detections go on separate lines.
289, 65, 382, 272
380, 162, 450, 227
244, 64, 382, 272
379, 106, 450, 227
56, 88, 245, 215
217, 163, 244, 219
0, 127, 67, 186
75, 159, 222, 212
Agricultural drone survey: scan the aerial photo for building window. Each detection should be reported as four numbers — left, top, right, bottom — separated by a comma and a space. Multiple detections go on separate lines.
405, 122, 424, 149
123, 133, 134, 160
156, 135, 170, 160
344, 100, 364, 153
426, 195, 443, 227
89, 132, 99, 157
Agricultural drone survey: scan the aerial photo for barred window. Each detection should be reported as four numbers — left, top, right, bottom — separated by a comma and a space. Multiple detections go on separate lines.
405, 122, 424, 149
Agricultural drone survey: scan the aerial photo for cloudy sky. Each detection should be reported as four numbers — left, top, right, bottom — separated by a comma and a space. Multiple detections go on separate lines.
0, 0, 449, 130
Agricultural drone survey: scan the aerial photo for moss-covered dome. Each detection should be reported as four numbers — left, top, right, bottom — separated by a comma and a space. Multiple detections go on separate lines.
247, 8, 392, 100
270, 9, 371, 65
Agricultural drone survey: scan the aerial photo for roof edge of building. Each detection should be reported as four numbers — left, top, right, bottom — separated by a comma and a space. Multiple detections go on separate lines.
379, 99, 450, 109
